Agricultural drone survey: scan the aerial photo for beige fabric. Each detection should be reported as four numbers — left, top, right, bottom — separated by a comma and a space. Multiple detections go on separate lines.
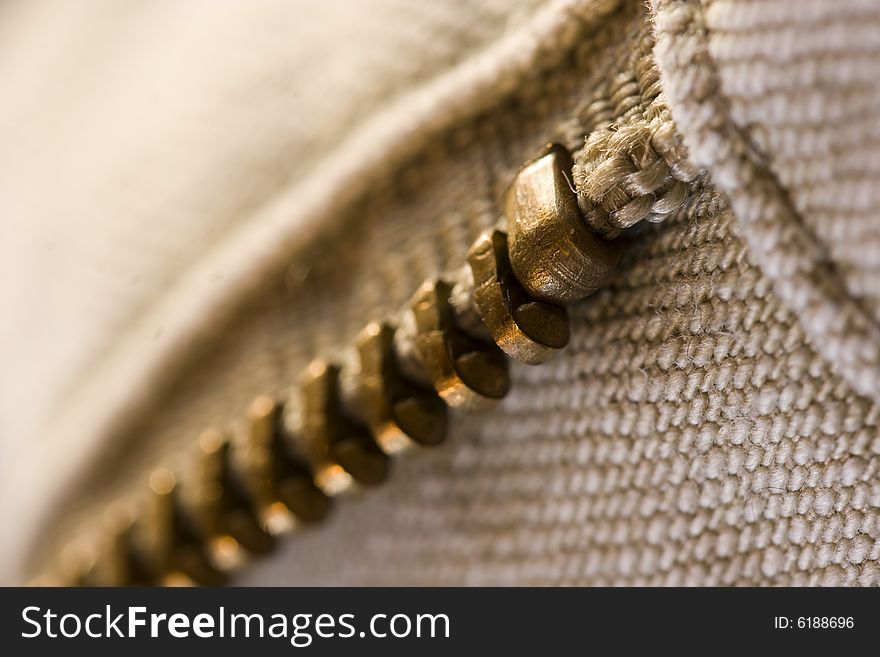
244, 186, 880, 586
0, 0, 614, 582
2, 0, 879, 585
653, 0, 880, 403
242, 0, 880, 586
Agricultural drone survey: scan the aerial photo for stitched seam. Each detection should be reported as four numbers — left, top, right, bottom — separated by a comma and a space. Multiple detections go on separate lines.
651, 0, 880, 404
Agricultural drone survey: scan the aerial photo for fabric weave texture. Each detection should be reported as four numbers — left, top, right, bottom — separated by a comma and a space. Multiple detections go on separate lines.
243, 0, 880, 586
1, 0, 878, 586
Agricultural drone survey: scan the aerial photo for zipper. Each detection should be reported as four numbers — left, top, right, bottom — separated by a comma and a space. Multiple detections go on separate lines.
35, 106, 695, 585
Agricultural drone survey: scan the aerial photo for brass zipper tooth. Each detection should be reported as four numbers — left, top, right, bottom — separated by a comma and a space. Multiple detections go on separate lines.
293, 360, 390, 495
390, 308, 434, 388
448, 263, 493, 344
37, 140, 688, 587
133, 468, 225, 586
504, 144, 620, 305
81, 505, 152, 586
468, 229, 570, 365
236, 396, 332, 537
179, 430, 275, 572
409, 279, 510, 410
342, 322, 448, 455
89, 528, 153, 587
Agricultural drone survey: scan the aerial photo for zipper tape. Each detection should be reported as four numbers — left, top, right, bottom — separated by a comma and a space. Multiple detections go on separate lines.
35, 121, 694, 586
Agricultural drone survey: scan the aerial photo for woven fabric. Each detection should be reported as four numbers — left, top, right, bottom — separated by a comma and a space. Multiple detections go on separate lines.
241, 0, 880, 586
4, 0, 880, 585
241, 186, 880, 586
0, 0, 552, 581
27, 0, 633, 580
653, 0, 880, 402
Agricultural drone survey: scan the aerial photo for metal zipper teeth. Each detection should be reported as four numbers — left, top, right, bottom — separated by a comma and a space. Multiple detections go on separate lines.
37, 143, 648, 586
